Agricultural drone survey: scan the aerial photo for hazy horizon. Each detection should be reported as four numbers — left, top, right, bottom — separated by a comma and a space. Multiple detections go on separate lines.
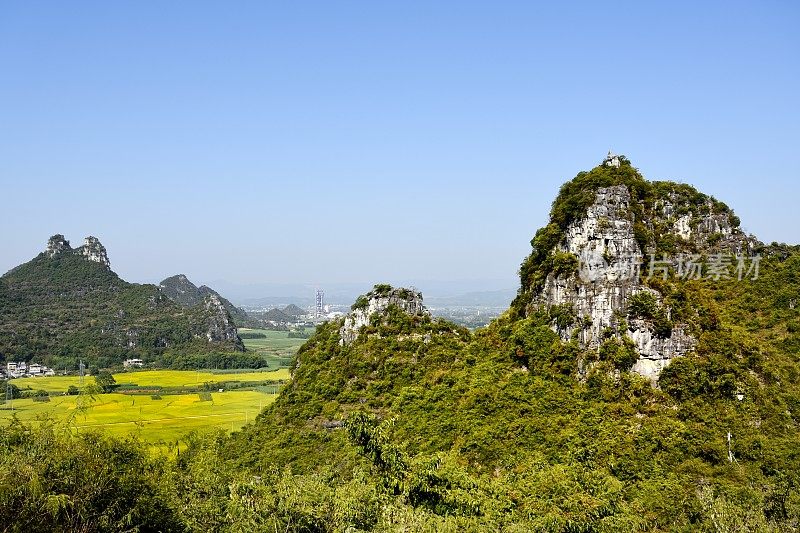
2, 2, 798, 287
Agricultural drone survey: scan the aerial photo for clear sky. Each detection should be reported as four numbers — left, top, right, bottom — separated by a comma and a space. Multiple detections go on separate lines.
1, 1, 798, 293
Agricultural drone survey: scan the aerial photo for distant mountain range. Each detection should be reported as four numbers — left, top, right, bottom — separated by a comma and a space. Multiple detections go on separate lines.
424, 289, 516, 308
209, 280, 517, 308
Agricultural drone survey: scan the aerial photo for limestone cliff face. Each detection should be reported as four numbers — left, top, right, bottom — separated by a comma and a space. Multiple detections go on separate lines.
44, 234, 111, 269
77, 236, 111, 268
539, 185, 698, 379
46, 234, 72, 257
520, 155, 758, 381
340, 285, 427, 345
160, 274, 249, 326
203, 293, 244, 350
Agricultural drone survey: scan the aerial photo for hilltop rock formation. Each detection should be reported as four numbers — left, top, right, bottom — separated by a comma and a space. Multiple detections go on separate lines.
46, 234, 72, 257
159, 274, 248, 326
340, 284, 427, 345
517, 154, 759, 380
43, 234, 111, 269
77, 236, 111, 268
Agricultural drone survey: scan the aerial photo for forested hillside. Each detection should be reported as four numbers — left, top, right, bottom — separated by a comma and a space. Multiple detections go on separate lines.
0, 235, 246, 370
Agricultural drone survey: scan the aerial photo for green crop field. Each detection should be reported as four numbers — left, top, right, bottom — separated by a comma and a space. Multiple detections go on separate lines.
239, 327, 311, 367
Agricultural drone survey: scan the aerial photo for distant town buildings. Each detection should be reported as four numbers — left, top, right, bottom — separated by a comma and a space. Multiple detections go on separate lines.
2, 361, 56, 379
123, 358, 144, 369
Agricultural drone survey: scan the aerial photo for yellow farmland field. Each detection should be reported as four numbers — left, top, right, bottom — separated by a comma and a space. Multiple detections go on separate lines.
11, 368, 290, 393
0, 389, 278, 450
2, 369, 291, 451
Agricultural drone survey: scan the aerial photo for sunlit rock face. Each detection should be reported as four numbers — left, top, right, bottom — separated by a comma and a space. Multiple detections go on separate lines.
77, 236, 111, 268
44, 234, 111, 269
524, 159, 763, 382
203, 294, 244, 350
46, 234, 72, 257
340, 286, 427, 345
534, 185, 696, 380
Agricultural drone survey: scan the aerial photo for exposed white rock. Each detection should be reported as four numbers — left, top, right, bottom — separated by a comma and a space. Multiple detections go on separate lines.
627, 320, 696, 380
203, 294, 241, 345
536, 185, 696, 381
78, 236, 111, 269
603, 151, 621, 168
340, 286, 427, 345
673, 215, 693, 240
46, 234, 72, 257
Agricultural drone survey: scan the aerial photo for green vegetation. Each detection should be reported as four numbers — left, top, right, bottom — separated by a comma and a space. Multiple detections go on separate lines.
2, 161, 799, 531
94, 370, 117, 393
8, 247, 800, 531
0, 250, 244, 369
219, 253, 800, 529
627, 291, 674, 338
238, 331, 267, 339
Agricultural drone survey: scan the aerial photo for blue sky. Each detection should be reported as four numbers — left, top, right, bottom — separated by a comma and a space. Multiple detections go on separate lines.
1, 1, 798, 294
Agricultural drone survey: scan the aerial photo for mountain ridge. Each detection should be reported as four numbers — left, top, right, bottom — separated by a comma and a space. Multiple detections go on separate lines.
159, 274, 249, 326
0, 235, 246, 369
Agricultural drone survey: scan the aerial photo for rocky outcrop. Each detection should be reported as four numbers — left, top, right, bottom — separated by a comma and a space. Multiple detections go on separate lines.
523, 157, 758, 381
537, 185, 697, 380
160, 274, 249, 325
340, 285, 427, 345
77, 236, 111, 268
203, 294, 244, 350
655, 195, 753, 255
45, 234, 110, 269
46, 234, 72, 257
